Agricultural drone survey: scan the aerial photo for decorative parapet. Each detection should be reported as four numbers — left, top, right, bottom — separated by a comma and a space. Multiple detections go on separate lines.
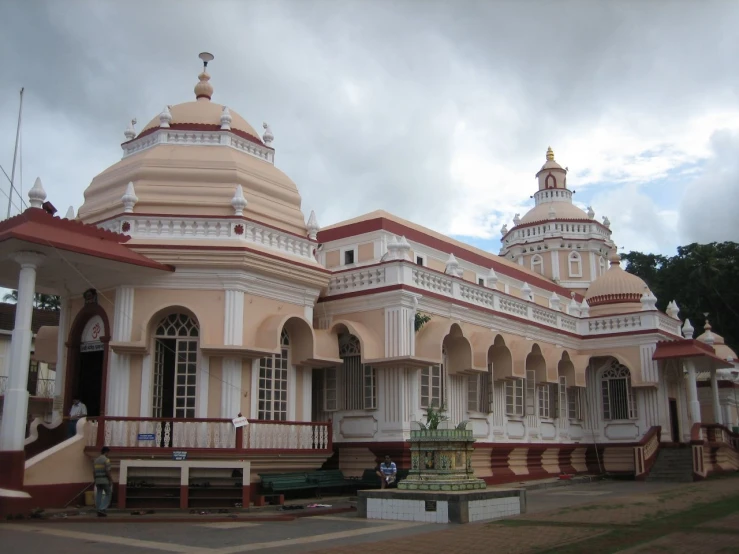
409, 428, 474, 441
322, 261, 681, 339
122, 128, 275, 164
97, 215, 316, 261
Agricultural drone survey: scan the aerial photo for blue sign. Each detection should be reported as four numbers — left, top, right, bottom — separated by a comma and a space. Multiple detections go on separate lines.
137, 433, 155, 441
172, 450, 188, 461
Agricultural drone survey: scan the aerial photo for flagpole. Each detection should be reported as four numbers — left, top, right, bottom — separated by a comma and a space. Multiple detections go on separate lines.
7, 87, 24, 219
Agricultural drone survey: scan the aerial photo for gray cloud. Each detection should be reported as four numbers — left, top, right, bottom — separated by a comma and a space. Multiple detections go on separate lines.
1, 0, 739, 249
679, 130, 739, 244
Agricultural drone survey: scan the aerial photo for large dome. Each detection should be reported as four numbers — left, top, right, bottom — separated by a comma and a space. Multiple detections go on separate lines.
585, 252, 649, 309
76, 60, 309, 238
520, 202, 591, 224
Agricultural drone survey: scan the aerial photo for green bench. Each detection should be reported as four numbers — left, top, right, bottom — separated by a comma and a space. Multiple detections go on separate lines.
258, 472, 316, 495
310, 469, 351, 497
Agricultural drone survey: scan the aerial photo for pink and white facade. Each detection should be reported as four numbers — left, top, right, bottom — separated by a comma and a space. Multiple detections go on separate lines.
0, 57, 736, 513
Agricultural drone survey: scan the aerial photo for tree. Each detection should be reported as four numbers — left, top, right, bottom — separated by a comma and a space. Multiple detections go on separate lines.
2, 290, 61, 312
622, 242, 739, 352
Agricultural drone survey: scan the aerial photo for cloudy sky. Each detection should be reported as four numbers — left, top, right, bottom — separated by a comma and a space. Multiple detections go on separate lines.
1, 0, 738, 257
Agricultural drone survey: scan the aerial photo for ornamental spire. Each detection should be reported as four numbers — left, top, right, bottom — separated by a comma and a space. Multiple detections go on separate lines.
546, 146, 554, 161
195, 52, 214, 101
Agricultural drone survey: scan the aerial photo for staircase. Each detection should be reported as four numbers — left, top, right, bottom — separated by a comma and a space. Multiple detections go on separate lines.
646, 446, 694, 482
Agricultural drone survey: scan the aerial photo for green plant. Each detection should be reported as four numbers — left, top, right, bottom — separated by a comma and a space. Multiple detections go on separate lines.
414, 312, 431, 332
423, 404, 449, 430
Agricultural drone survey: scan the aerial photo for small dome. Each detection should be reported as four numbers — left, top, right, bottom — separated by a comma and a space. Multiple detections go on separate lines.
140, 101, 262, 142
585, 252, 649, 307
520, 202, 590, 224
697, 321, 737, 362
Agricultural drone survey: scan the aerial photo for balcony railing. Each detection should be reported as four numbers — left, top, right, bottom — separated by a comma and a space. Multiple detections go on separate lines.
85, 417, 332, 453
325, 261, 681, 338
31, 378, 55, 398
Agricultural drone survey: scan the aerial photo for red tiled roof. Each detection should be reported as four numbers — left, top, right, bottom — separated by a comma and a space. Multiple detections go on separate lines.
0, 302, 60, 333
652, 339, 733, 367
0, 208, 173, 272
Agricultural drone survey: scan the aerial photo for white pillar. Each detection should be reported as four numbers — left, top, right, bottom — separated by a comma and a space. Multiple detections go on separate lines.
221, 290, 244, 418
221, 358, 242, 418
685, 360, 701, 425
52, 295, 70, 423
710, 370, 722, 425
0, 251, 45, 451
107, 286, 134, 416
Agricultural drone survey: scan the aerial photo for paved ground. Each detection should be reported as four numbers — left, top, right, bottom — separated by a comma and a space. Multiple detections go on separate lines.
1, 475, 738, 553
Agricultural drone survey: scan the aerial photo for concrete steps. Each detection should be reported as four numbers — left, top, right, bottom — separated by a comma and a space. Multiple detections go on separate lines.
646, 447, 694, 483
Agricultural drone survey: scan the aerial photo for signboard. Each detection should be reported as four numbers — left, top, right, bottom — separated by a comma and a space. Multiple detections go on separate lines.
81, 342, 104, 353
424, 500, 437, 512
232, 416, 249, 428
138, 433, 155, 441
172, 451, 187, 461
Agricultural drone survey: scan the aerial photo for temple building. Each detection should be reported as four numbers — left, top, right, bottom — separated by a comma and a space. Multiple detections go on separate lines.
0, 55, 736, 513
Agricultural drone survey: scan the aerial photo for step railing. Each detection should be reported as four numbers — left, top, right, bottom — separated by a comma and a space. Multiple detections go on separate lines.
634, 426, 661, 479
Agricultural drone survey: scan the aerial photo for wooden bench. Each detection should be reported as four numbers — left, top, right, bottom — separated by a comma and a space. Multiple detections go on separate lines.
310, 469, 351, 497
257, 472, 316, 505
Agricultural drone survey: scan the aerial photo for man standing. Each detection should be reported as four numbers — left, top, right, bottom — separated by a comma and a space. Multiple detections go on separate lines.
68, 398, 87, 437
376, 455, 397, 489
93, 446, 113, 517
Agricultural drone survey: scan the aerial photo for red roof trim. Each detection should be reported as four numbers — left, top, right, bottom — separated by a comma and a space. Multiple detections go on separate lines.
127, 123, 270, 150
90, 212, 315, 242
0, 208, 130, 243
317, 217, 584, 301
652, 339, 731, 366
586, 293, 642, 306
0, 208, 173, 272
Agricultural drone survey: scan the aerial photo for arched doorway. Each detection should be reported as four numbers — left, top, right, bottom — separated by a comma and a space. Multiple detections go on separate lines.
152, 313, 199, 418
64, 293, 110, 418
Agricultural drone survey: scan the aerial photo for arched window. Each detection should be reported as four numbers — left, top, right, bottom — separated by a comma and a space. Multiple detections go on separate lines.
329, 333, 376, 411
531, 254, 544, 275
257, 329, 290, 420
421, 348, 446, 409
599, 256, 607, 276
153, 313, 199, 418
601, 361, 637, 420
568, 251, 582, 278
545, 174, 556, 189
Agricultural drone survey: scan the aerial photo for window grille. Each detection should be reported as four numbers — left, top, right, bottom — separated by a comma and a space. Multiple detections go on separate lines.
257, 329, 289, 420
505, 378, 524, 416
601, 361, 637, 420
153, 313, 199, 419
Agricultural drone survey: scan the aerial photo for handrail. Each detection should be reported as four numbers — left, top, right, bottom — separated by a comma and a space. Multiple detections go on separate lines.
634, 426, 661, 478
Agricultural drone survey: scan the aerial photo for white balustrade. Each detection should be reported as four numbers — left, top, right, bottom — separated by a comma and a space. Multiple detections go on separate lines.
98, 215, 315, 261
587, 315, 643, 334
87, 418, 330, 451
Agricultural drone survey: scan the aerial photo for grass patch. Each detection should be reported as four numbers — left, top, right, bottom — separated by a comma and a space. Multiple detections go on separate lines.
528, 494, 739, 554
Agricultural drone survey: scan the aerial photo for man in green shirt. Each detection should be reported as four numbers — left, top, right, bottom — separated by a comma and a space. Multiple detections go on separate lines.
93, 447, 113, 517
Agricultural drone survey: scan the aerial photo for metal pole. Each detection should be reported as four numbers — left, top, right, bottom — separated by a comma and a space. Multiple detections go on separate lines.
6, 87, 24, 219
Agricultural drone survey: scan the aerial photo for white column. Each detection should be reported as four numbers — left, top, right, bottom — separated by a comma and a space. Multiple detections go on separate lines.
301, 368, 312, 421
222, 290, 244, 418
550, 250, 560, 280
710, 370, 722, 425
685, 360, 701, 425
107, 286, 134, 416
221, 358, 242, 418
52, 295, 70, 423
0, 251, 45, 451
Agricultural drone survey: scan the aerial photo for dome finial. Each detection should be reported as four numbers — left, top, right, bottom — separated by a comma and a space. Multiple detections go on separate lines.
608, 247, 621, 265
546, 146, 554, 161
195, 52, 215, 101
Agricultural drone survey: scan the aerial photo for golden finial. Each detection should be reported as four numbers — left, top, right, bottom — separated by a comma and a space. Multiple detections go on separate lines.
546, 146, 554, 161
